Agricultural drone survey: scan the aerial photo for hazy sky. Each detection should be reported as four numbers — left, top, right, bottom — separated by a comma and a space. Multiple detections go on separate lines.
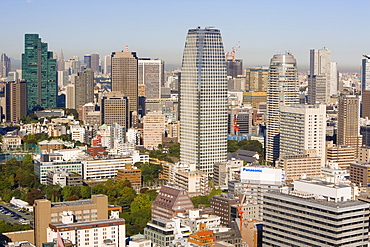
1, 0, 369, 71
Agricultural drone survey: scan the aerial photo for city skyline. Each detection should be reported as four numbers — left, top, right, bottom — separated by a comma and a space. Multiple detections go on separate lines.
1, 0, 370, 72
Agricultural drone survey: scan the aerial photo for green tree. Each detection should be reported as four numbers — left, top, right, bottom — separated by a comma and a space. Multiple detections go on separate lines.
62, 186, 73, 200
227, 140, 239, 152
168, 143, 180, 158
80, 186, 92, 199
130, 194, 151, 213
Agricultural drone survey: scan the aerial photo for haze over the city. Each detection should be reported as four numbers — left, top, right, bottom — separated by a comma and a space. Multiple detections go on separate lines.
1, 0, 370, 72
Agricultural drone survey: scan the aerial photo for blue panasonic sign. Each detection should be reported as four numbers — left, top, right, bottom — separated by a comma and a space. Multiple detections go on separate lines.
242, 168, 262, 172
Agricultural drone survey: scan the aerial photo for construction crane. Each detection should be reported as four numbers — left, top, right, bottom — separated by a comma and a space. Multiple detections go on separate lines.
237, 181, 250, 233
233, 109, 239, 135
225, 42, 241, 62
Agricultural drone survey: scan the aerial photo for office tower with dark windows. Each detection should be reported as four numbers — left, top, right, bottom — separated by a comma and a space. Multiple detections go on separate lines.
226, 59, 243, 78
22, 34, 57, 112
1, 53, 11, 78
75, 68, 94, 109
180, 27, 228, 174
308, 48, 331, 104
111, 51, 138, 114
266, 53, 299, 163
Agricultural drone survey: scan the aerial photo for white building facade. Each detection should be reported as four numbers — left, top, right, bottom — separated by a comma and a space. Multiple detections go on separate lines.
180, 27, 228, 174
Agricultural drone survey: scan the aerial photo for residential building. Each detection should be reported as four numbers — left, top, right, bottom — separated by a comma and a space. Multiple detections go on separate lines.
34, 194, 108, 247
180, 27, 228, 174
173, 164, 209, 196
266, 53, 299, 163
111, 51, 138, 113
74, 69, 94, 109
359, 146, 370, 163
276, 149, 322, 180
151, 185, 194, 220
308, 48, 331, 104
143, 111, 165, 150
138, 58, 164, 99
144, 218, 191, 247
47, 216, 125, 247
1, 134, 22, 150
101, 91, 128, 128
22, 34, 57, 112
279, 104, 326, 165
245, 67, 268, 92
337, 95, 361, 157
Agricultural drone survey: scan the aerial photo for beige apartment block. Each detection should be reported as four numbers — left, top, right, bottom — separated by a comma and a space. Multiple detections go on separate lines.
143, 111, 165, 150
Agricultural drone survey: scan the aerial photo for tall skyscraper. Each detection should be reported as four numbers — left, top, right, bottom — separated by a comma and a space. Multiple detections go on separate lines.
330, 61, 338, 95
104, 55, 111, 75
338, 95, 361, 157
138, 58, 164, 99
362, 55, 370, 93
266, 53, 299, 163
1, 53, 11, 78
279, 104, 326, 165
22, 34, 57, 112
75, 68, 95, 109
4, 80, 27, 122
180, 27, 228, 174
57, 49, 65, 71
308, 48, 331, 104
111, 51, 138, 113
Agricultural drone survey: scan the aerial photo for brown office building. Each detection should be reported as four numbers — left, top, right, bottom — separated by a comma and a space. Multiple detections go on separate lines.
116, 164, 142, 187
34, 194, 108, 247
151, 185, 194, 220
210, 194, 239, 226
111, 51, 138, 113
350, 162, 370, 187
337, 95, 361, 157
101, 91, 128, 128
362, 91, 370, 119
277, 150, 322, 180
326, 144, 355, 170
4, 79, 27, 122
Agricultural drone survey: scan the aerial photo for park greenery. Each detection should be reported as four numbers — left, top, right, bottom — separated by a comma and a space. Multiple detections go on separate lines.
0, 156, 163, 236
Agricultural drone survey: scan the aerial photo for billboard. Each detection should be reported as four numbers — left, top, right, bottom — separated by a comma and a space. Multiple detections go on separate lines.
240, 167, 283, 183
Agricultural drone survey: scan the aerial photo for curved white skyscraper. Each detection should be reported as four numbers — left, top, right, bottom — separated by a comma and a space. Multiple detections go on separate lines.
266, 53, 299, 163
180, 27, 228, 174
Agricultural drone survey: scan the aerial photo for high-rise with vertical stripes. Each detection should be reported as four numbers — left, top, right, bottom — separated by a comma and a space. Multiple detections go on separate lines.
180, 27, 228, 174
266, 53, 299, 163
